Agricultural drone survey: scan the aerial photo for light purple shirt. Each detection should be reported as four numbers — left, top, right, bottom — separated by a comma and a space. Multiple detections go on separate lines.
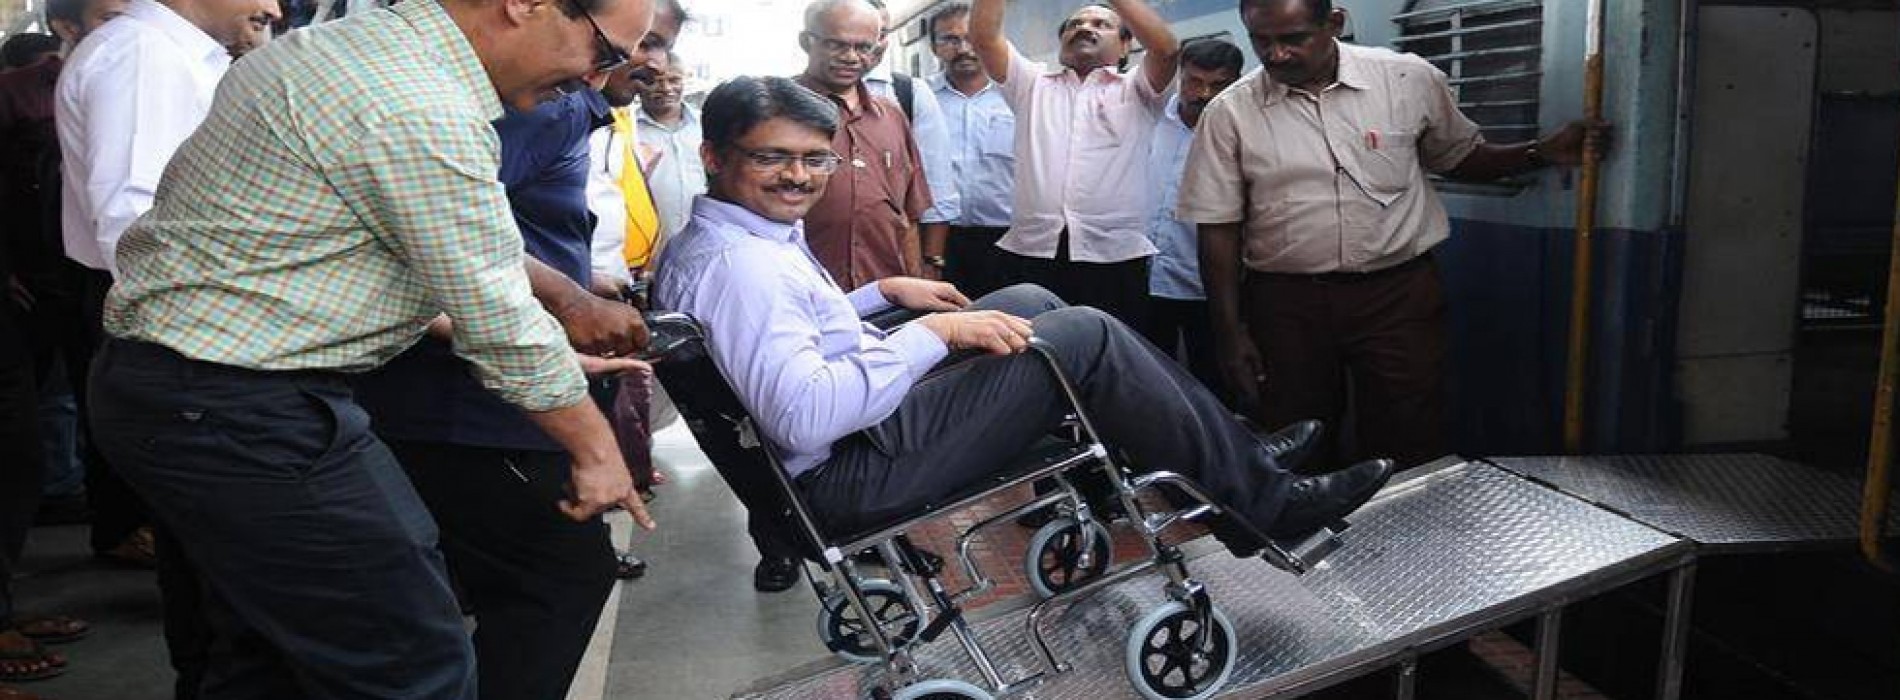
652, 196, 950, 478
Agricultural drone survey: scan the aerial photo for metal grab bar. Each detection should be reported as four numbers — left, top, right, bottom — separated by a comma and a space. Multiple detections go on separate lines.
1860, 134, 1900, 573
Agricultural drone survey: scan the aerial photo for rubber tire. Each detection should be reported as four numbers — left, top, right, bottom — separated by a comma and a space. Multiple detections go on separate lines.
1024, 516, 1114, 599
890, 678, 995, 700
815, 579, 920, 664
1123, 601, 1239, 700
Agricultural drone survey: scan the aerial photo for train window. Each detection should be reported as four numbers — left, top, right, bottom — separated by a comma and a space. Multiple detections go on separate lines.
1392, 0, 1544, 146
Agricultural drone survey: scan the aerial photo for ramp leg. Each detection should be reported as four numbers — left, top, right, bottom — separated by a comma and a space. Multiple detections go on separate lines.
1656, 562, 1697, 700
1393, 657, 1418, 700
1531, 609, 1564, 700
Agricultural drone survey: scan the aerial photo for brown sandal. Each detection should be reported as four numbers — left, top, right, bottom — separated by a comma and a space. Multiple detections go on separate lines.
0, 685, 49, 700
14, 616, 88, 645
0, 637, 63, 683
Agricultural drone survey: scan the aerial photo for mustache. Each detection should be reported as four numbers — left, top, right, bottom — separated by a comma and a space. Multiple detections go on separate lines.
1067, 31, 1099, 46
765, 182, 817, 194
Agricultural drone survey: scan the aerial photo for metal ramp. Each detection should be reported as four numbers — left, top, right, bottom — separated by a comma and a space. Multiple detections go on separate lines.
734, 455, 1870, 700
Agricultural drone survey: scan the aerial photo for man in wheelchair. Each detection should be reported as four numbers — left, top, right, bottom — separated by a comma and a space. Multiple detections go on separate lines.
652, 75, 1394, 559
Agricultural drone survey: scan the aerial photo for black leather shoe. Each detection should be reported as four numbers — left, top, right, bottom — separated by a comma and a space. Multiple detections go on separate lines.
1258, 419, 1323, 474
615, 551, 647, 580
1265, 459, 1395, 540
753, 556, 801, 592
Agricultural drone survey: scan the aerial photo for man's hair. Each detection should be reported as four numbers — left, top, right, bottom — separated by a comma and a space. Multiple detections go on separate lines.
929, 2, 969, 40
701, 76, 840, 151
44, 0, 87, 27
659, 0, 689, 27
803, 0, 872, 32
1, 33, 60, 68
1240, 0, 1333, 22
1057, 3, 1133, 43
1179, 38, 1242, 75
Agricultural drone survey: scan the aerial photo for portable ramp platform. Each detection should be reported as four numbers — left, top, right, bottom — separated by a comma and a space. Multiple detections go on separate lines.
735, 458, 1698, 700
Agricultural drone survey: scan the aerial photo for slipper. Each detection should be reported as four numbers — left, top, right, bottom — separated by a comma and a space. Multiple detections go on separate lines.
0, 642, 64, 683
14, 616, 89, 645
0, 686, 48, 700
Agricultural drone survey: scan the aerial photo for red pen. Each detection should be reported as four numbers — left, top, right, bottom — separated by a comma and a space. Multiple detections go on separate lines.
1367, 130, 1379, 150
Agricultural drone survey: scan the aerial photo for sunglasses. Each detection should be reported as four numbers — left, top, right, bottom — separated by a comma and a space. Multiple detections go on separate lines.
568, 0, 631, 73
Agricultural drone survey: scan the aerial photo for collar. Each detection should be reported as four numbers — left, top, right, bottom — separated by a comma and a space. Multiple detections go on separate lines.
125, 0, 228, 71
932, 71, 998, 99
394, 0, 504, 122
866, 61, 894, 85
1042, 60, 1125, 86
795, 74, 884, 120
1255, 39, 1366, 108
1162, 94, 1187, 129
636, 101, 697, 132
693, 195, 804, 244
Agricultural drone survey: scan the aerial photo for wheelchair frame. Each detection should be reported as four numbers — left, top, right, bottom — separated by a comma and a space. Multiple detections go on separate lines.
643, 311, 1348, 700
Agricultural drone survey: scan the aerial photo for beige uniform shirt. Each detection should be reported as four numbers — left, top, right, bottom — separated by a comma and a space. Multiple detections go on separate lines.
1176, 42, 1483, 274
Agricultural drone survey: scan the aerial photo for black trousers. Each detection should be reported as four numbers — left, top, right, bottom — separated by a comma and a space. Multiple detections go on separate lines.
89, 339, 475, 700
998, 232, 1151, 331
73, 268, 149, 552
944, 226, 1007, 299
0, 301, 42, 628
1139, 296, 1219, 392
385, 441, 616, 700
802, 285, 1291, 552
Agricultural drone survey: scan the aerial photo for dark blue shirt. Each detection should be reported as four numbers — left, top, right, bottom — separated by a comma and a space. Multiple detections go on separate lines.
358, 89, 611, 452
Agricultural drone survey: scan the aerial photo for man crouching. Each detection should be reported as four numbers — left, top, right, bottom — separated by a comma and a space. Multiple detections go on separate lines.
652, 75, 1394, 556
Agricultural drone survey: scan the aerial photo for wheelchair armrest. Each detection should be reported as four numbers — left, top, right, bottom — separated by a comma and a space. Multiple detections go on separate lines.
862, 306, 924, 331
639, 311, 706, 362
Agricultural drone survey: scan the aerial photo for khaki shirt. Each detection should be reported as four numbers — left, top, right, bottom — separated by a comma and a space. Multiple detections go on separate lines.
1176, 42, 1482, 274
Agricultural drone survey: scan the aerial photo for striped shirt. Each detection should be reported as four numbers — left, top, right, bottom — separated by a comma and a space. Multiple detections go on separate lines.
104, 0, 587, 412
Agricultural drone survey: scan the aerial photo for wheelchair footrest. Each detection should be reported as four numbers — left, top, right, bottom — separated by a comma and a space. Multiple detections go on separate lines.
918, 605, 963, 644
1262, 520, 1350, 575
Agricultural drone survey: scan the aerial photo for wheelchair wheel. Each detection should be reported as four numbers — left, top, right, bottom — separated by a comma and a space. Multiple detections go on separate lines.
1123, 601, 1238, 700
1024, 516, 1113, 599
891, 678, 994, 700
815, 579, 921, 664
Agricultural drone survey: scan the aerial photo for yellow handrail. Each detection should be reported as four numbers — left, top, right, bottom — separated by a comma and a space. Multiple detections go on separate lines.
1859, 127, 1900, 573
1563, 0, 1606, 454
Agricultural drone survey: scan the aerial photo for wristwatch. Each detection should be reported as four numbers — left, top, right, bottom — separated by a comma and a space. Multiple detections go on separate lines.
924, 255, 947, 269
1525, 142, 1548, 168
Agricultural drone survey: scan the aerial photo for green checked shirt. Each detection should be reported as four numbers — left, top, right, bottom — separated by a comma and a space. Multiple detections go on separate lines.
105, 0, 588, 412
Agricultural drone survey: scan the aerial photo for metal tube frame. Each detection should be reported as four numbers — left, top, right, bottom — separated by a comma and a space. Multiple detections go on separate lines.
1531, 608, 1564, 700
1655, 562, 1696, 700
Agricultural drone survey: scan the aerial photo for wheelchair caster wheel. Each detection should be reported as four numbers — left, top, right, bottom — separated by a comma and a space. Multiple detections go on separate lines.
891, 679, 994, 700
816, 579, 921, 664
1124, 601, 1237, 700
1025, 516, 1113, 599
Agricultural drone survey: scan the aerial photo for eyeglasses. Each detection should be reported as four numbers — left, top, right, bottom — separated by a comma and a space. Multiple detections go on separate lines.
568, 0, 631, 73
804, 31, 879, 58
738, 149, 844, 175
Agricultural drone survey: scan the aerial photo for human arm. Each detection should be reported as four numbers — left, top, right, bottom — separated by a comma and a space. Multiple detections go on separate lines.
1111, 0, 1180, 95
1199, 222, 1260, 409
1442, 120, 1610, 182
526, 256, 649, 355
910, 81, 961, 226
920, 222, 949, 280
877, 275, 969, 311
1174, 96, 1258, 406
970, 0, 1012, 84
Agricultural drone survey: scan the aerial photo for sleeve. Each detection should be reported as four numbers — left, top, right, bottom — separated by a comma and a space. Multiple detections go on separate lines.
898, 122, 934, 222
1127, 60, 1174, 112
585, 128, 634, 286
908, 84, 961, 224
847, 282, 894, 316
77, 42, 215, 275
1174, 99, 1248, 225
331, 109, 587, 412
1416, 62, 1484, 174
692, 250, 947, 453
1000, 44, 1042, 111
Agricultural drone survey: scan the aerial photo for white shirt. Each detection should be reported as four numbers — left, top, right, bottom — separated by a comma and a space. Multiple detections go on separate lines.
635, 103, 707, 245
56, 0, 229, 275
866, 63, 959, 224
586, 110, 634, 287
997, 45, 1170, 263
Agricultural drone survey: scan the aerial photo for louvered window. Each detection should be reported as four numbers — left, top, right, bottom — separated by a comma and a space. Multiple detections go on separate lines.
1393, 0, 1544, 145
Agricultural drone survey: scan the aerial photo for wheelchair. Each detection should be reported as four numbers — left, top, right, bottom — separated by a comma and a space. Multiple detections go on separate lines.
642, 311, 1363, 700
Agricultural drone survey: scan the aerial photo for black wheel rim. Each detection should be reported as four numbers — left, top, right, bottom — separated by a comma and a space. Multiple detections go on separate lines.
1036, 522, 1111, 595
1135, 610, 1231, 698
825, 588, 919, 657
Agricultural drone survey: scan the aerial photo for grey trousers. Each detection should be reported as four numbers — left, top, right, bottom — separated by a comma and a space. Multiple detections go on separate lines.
801, 285, 1292, 550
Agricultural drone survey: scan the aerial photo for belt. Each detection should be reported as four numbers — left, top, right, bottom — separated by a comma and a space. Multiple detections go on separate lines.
1256, 252, 1434, 284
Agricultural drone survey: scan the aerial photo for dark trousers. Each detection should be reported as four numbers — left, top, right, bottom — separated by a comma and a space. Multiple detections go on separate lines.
803, 285, 1291, 552
1246, 256, 1449, 468
73, 268, 148, 552
385, 441, 616, 700
89, 338, 475, 700
944, 226, 1007, 299
1139, 297, 1219, 391
999, 232, 1151, 331
0, 302, 43, 628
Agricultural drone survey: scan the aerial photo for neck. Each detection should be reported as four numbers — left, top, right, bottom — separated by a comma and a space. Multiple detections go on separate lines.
643, 101, 683, 125
949, 70, 989, 95
160, 0, 219, 42
802, 74, 860, 110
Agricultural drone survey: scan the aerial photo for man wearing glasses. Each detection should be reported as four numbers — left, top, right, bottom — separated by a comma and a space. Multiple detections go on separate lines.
654, 76, 1394, 578
792, 0, 936, 290
84, 0, 659, 696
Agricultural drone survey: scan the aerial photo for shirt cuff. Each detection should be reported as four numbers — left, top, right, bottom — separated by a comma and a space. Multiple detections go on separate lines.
885, 324, 950, 379
848, 282, 894, 317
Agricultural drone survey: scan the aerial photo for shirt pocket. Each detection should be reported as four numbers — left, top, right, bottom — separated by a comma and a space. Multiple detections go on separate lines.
1350, 126, 1421, 206
979, 113, 1016, 158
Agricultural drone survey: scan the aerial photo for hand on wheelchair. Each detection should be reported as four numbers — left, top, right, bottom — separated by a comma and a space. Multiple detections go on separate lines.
915, 310, 1034, 355
876, 276, 970, 311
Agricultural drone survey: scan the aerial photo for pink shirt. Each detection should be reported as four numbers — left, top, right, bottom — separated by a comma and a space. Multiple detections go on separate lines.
996, 46, 1169, 264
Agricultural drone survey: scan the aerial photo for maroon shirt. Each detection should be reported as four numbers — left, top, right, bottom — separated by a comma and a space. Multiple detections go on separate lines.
796, 78, 933, 290
0, 58, 62, 280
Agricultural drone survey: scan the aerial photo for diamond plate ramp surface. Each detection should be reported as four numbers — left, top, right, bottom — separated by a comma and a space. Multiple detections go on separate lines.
738, 461, 1685, 700
1488, 453, 1887, 553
